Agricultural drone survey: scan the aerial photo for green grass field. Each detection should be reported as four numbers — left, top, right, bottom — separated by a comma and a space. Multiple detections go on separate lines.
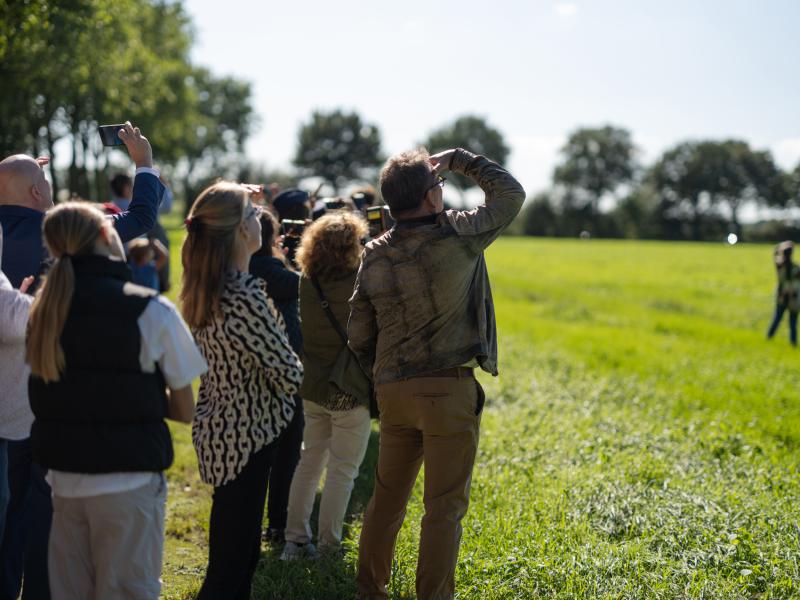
159, 218, 800, 599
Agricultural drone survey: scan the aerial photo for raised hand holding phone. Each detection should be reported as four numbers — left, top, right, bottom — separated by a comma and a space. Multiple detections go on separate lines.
117, 122, 153, 168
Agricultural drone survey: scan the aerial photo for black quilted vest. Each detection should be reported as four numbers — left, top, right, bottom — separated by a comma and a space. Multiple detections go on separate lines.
29, 255, 173, 473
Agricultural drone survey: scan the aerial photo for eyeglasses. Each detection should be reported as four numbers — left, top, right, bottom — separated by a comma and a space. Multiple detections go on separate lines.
424, 175, 446, 197
245, 204, 263, 221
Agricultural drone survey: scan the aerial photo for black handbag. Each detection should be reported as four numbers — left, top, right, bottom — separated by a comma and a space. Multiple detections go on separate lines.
310, 276, 379, 418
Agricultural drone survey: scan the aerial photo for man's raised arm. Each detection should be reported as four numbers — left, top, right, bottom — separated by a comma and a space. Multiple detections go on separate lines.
434, 148, 525, 250
108, 122, 164, 243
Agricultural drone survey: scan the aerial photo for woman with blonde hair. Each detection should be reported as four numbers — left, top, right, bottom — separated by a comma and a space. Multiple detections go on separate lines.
281, 211, 372, 560
181, 181, 303, 598
26, 202, 206, 599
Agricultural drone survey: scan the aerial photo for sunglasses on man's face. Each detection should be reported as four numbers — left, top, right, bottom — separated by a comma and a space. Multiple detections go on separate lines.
424, 175, 446, 197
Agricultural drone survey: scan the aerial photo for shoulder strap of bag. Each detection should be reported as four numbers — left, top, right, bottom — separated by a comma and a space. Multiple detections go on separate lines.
310, 276, 348, 344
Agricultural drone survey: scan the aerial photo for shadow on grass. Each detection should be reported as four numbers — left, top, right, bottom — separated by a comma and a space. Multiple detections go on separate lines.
249, 428, 383, 600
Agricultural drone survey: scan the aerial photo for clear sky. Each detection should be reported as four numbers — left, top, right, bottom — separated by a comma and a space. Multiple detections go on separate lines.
184, 0, 800, 200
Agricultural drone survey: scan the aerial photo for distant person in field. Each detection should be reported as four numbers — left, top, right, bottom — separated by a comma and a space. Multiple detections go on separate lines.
110, 173, 134, 212
767, 240, 800, 346
348, 147, 525, 599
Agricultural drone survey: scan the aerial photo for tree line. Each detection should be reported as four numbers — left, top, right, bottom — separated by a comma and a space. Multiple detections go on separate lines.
518, 126, 800, 242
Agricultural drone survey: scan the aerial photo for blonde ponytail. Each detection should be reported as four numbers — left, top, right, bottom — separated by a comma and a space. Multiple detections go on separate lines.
27, 202, 105, 383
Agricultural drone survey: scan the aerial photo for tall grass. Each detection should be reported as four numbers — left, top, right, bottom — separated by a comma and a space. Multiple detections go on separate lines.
160, 227, 800, 599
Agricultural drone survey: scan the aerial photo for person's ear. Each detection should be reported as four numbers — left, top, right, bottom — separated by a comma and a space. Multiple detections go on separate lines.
30, 184, 43, 205
425, 189, 437, 211
99, 223, 126, 259
98, 224, 112, 247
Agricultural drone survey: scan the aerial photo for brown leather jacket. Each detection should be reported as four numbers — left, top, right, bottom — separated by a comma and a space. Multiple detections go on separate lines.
347, 149, 525, 385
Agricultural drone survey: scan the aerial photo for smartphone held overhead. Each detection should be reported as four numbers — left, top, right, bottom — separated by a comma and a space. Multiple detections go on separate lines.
98, 124, 126, 146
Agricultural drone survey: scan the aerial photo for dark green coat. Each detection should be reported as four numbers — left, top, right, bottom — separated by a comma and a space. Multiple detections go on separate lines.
299, 270, 366, 409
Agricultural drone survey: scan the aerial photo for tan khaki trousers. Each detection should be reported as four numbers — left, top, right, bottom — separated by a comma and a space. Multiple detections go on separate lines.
356, 375, 483, 600
48, 473, 166, 600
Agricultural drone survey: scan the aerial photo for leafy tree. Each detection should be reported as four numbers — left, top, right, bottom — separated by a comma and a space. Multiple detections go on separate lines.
790, 162, 800, 206
553, 125, 637, 217
180, 67, 256, 211
0, 0, 255, 205
423, 115, 510, 201
612, 183, 662, 239
649, 140, 785, 240
521, 192, 559, 237
294, 109, 383, 191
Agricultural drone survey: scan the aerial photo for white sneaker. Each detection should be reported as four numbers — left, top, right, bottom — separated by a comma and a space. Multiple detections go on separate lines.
280, 541, 319, 561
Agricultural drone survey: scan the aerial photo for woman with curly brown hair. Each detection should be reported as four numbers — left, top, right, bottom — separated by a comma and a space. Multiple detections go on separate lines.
281, 211, 372, 560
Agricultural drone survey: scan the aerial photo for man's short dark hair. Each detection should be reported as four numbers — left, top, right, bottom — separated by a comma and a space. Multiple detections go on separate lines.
110, 174, 132, 198
379, 148, 432, 215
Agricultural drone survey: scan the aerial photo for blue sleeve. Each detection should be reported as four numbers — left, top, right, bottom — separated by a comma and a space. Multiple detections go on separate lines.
110, 173, 164, 243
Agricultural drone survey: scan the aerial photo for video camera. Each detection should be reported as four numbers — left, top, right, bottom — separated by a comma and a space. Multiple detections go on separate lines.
280, 219, 307, 263
366, 206, 394, 238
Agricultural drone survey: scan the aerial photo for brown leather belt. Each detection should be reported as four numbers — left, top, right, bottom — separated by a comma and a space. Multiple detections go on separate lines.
422, 367, 474, 379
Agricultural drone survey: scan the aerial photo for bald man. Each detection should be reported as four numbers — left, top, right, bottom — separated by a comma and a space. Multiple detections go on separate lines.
0, 123, 164, 600
0, 122, 164, 290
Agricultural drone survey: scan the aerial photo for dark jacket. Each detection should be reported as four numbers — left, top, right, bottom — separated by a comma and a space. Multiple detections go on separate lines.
249, 255, 302, 355
0, 171, 164, 289
29, 255, 173, 473
347, 149, 525, 385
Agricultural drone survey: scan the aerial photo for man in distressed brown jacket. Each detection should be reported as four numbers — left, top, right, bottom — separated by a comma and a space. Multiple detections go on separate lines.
349, 147, 524, 599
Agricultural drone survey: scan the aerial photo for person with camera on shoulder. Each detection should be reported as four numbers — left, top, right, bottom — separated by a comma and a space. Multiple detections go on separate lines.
349, 147, 525, 600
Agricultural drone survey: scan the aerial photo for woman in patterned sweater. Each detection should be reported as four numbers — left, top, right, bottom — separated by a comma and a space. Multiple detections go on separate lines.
180, 181, 303, 599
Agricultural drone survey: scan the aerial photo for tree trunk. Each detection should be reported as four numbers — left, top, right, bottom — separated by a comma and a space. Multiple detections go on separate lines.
92, 136, 106, 204
183, 159, 196, 217
46, 122, 59, 203
80, 126, 92, 200
69, 123, 80, 198
690, 195, 701, 241
730, 203, 742, 240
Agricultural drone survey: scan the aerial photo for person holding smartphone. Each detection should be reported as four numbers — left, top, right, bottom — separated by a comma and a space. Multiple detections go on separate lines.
26, 201, 207, 598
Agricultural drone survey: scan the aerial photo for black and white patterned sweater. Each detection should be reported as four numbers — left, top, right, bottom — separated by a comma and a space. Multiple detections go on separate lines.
192, 271, 303, 487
